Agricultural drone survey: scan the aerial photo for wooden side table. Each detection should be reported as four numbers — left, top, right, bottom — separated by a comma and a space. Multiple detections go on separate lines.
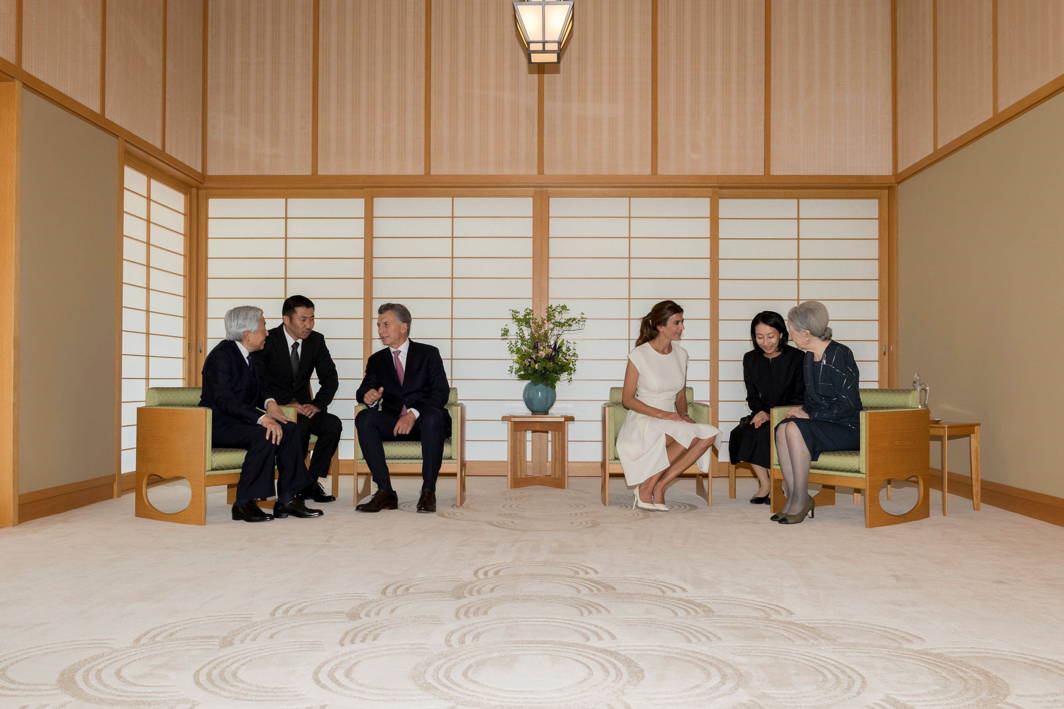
502, 415, 574, 489
929, 421, 981, 515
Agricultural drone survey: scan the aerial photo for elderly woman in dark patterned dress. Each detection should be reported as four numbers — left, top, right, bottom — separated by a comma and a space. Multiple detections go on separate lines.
773, 301, 862, 525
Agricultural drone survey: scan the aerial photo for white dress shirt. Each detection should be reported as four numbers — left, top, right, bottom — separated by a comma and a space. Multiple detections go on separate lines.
235, 341, 268, 426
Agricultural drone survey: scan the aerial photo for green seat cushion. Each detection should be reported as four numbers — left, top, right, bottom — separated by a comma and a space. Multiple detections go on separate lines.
810, 450, 862, 475
147, 387, 203, 407
367, 440, 455, 461
860, 388, 920, 409
210, 448, 247, 472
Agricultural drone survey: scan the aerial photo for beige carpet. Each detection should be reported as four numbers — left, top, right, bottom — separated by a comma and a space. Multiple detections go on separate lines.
1, 476, 1063, 708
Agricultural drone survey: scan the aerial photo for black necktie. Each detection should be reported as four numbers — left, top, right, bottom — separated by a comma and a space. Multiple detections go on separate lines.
290, 341, 300, 377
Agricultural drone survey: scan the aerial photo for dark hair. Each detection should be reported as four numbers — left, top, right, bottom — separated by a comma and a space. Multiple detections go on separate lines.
749, 311, 788, 351
282, 295, 315, 317
635, 300, 684, 346
378, 302, 412, 330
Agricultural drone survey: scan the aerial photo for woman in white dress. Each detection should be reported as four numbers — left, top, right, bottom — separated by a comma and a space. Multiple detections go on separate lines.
616, 301, 719, 511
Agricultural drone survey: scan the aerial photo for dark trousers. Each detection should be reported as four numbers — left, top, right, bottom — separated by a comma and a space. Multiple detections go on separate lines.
296, 411, 343, 478
354, 407, 450, 492
213, 420, 314, 504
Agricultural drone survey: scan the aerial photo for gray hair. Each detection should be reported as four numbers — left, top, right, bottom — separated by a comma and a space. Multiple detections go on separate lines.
224, 306, 263, 341
787, 301, 832, 341
378, 302, 412, 331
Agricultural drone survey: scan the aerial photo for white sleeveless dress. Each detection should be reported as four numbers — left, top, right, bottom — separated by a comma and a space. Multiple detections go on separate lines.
616, 343, 719, 486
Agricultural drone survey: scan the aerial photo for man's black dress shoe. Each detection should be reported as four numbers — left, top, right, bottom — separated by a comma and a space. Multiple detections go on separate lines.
232, 501, 272, 522
416, 489, 436, 514
299, 481, 336, 503
273, 498, 324, 518
356, 489, 399, 512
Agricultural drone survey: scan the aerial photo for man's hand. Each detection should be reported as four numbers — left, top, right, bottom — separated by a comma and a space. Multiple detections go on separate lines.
261, 417, 283, 444
363, 387, 384, 406
751, 410, 770, 428
785, 406, 809, 420
393, 411, 416, 436
266, 400, 293, 424
298, 403, 321, 418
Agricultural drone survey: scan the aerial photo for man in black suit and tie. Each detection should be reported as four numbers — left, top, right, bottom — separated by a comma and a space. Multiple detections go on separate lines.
355, 303, 451, 514
256, 295, 342, 504
199, 306, 324, 523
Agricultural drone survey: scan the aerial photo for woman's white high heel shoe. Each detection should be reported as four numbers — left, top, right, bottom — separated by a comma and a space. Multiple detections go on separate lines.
631, 492, 658, 511
653, 502, 670, 511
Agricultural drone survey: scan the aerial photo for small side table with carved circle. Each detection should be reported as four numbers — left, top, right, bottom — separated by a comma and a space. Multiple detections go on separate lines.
928, 420, 981, 515
502, 415, 574, 489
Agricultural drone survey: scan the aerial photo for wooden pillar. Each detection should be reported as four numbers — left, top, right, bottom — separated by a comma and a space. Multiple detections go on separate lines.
0, 81, 20, 527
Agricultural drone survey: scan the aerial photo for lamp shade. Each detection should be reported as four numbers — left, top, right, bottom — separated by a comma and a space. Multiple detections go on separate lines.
513, 1, 573, 64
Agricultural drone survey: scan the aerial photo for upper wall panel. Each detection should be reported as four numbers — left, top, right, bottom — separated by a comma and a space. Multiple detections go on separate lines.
105, 0, 164, 148
166, 0, 204, 171
771, 0, 892, 175
543, 0, 652, 174
998, 0, 1064, 110
896, 0, 934, 171
23, 0, 102, 112
431, 0, 537, 175
207, 0, 313, 174
936, 0, 993, 147
658, 0, 764, 175
0, 0, 15, 62
319, 0, 424, 175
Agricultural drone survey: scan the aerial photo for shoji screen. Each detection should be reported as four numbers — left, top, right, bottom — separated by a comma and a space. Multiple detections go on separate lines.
373, 197, 533, 461
716, 197, 881, 461
120, 166, 188, 475
549, 197, 712, 463
206, 198, 364, 457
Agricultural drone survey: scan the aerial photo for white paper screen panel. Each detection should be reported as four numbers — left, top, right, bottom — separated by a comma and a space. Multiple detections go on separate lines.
121, 166, 188, 474
549, 197, 712, 463
207, 198, 364, 457
716, 198, 881, 462
372, 197, 533, 461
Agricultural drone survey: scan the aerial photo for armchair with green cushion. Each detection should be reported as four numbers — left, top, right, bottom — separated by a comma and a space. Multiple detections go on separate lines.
352, 387, 466, 506
600, 386, 714, 506
134, 387, 337, 525
769, 388, 930, 528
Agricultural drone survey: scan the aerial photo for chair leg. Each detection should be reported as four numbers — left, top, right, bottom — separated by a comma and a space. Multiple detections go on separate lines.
601, 465, 609, 506
864, 474, 930, 528
728, 463, 736, 499
770, 473, 786, 513
456, 462, 466, 507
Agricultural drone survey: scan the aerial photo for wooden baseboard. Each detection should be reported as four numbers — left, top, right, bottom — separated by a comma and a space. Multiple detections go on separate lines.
338, 459, 746, 478
18, 475, 115, 523
928, 468, 1064, 527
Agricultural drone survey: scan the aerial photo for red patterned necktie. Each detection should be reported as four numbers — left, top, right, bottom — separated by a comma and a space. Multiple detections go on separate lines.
392, 349, 407, 416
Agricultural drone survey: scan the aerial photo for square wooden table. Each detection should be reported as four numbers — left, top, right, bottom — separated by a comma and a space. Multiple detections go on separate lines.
929, 421, 981, 515
502, 415, 574, 489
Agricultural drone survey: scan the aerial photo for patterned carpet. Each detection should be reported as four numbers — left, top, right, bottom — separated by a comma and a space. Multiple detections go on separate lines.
1, 477, 1062, 707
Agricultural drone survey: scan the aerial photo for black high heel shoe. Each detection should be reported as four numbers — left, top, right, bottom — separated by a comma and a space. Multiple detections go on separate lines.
769, 510, 785, 521
749, 494, 771, 505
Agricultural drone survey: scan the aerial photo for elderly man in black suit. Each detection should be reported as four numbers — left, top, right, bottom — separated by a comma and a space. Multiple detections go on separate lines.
257, 295, 343, 504
355, 303, 451, 514
199, 306, 323, 523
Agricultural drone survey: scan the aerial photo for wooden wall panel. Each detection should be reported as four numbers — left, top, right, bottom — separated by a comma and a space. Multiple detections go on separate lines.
22, 0, 103, 111
657, 0, 764, 175
207, 0, 313, 174
106, 0, 164, 147
936, 0, 992, 147
543, 0, 652, 175
998, 0, 1064, 110
166, 0, 204, 171
0, 0, 15, 62
771, 0, 892, 175
319, 0, 424, 175
431, 0, 537, 174
896, 0, 934, 170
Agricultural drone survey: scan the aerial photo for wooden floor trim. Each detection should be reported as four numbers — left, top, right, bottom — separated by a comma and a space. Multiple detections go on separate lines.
18, 475, 115, 523
928, 468, 1064, 527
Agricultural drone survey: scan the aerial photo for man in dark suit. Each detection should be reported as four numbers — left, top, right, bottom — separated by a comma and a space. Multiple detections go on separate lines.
200, 306, 324, 523
256, 295, 342, 504
355, 303, 451, 514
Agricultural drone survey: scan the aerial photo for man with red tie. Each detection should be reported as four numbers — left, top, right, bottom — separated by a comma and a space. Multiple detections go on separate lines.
355, 303, 451, 514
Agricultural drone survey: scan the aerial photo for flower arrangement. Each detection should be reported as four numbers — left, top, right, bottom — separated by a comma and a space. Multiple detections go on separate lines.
500, 305, 586, 388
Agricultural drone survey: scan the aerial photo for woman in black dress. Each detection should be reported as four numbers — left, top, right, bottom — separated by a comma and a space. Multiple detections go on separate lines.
774, 301, 862, 525
728, 312, 804, 504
